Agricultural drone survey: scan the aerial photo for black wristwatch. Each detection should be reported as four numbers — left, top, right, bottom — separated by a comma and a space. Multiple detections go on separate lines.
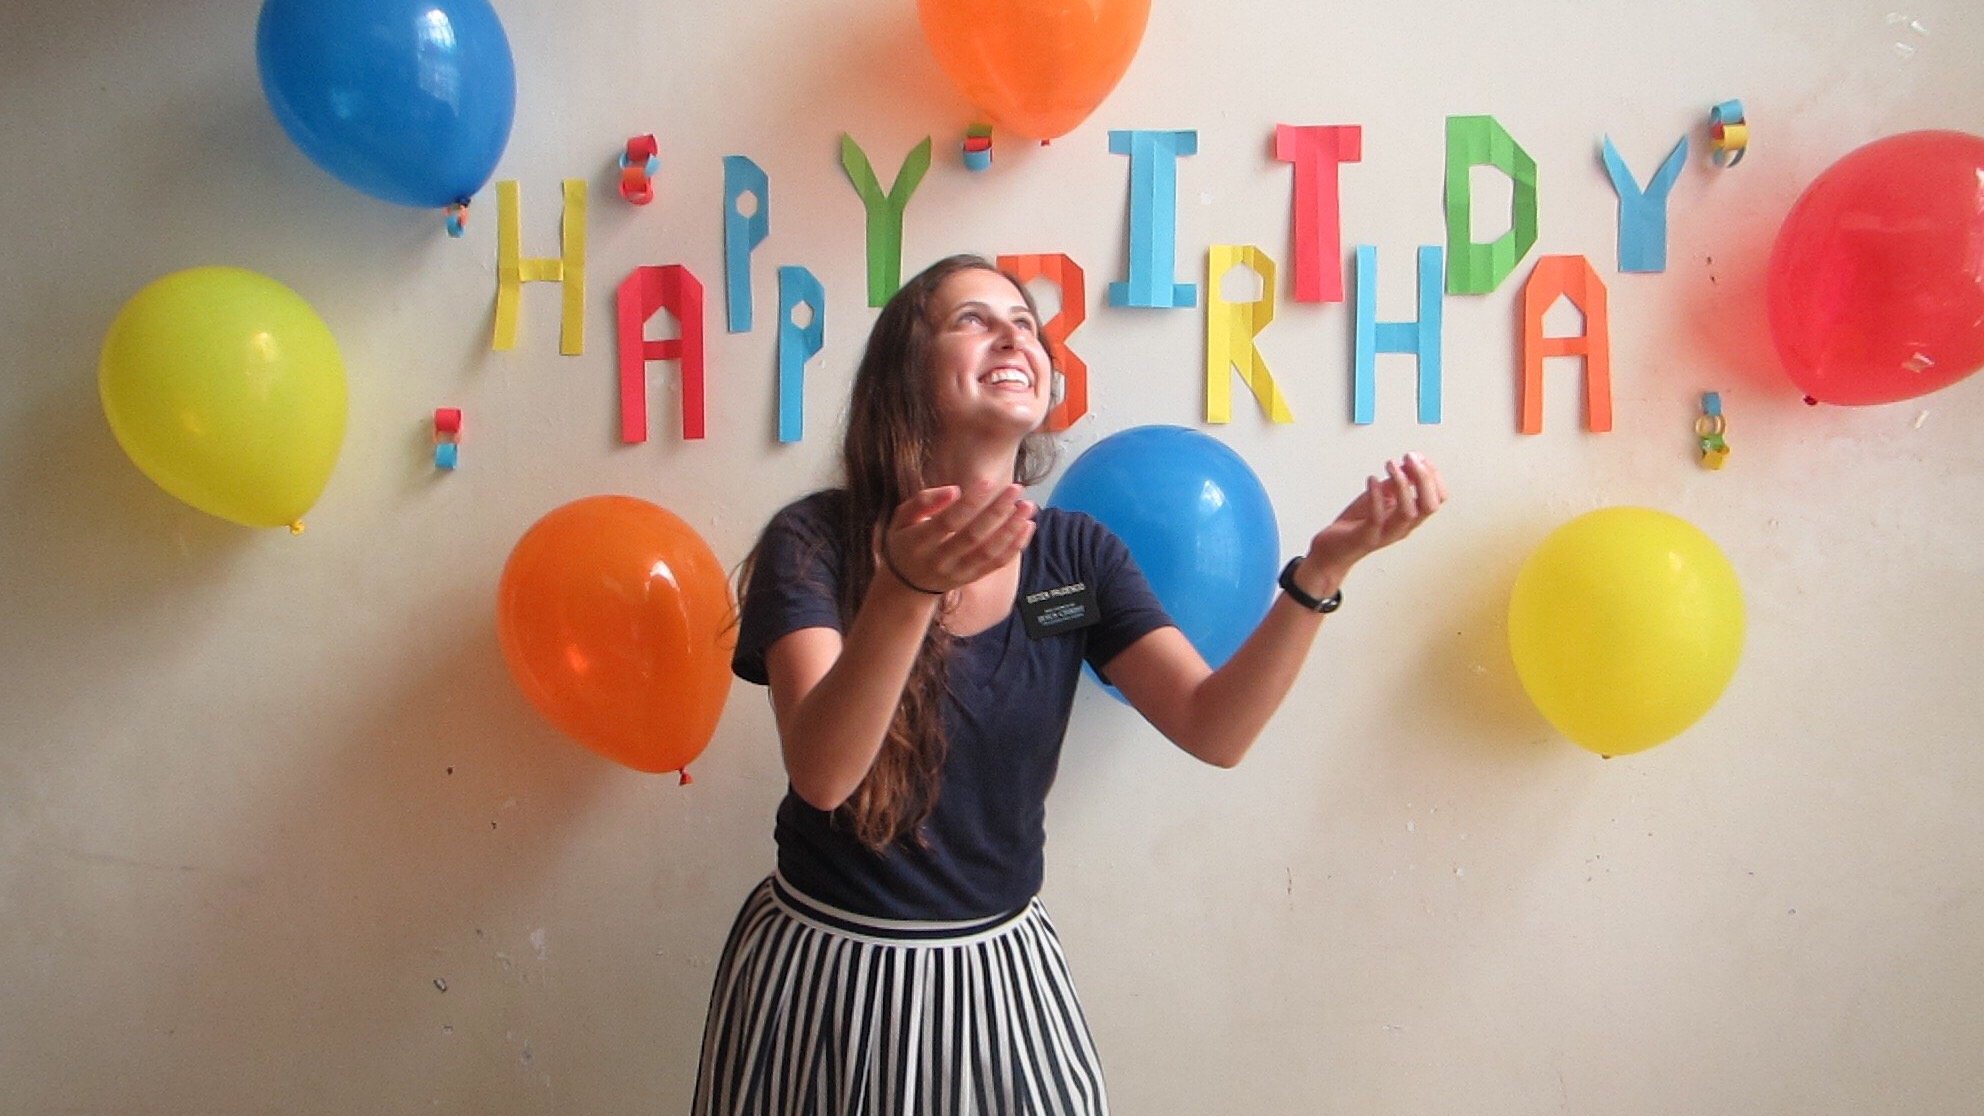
1278, 557, 1343, 613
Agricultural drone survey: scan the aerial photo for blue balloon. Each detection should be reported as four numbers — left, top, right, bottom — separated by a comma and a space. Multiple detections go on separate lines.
257, 0, 516, 209
1048, 426, 1280, 700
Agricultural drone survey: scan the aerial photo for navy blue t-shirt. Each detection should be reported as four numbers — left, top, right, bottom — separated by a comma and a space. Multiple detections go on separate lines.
733, 490, 1175, 921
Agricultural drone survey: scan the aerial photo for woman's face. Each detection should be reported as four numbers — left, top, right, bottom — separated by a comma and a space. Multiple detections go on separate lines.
924, 268, 1052, 441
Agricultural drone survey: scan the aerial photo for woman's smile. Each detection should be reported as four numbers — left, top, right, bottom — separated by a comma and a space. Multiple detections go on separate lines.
929, 268, 1052, 430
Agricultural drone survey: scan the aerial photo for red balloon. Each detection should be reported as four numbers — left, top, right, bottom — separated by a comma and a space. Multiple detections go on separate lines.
497, 496, 734, 777
1766, 130, 1984, 406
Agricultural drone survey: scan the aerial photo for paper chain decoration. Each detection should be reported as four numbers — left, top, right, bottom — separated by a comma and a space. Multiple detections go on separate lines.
620, 135, 661, 204
1696, 392, 1728, 469
434, 407, 462, 469
1709, 100, 1747, 167
962, 124, 993, 172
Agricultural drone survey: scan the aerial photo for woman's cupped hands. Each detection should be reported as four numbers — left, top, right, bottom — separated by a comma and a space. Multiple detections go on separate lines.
1300, 452, 1446, 589
877, 481, 1037, 596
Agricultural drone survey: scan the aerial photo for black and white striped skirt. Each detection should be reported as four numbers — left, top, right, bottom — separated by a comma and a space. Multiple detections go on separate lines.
691, 874, 1109, 1115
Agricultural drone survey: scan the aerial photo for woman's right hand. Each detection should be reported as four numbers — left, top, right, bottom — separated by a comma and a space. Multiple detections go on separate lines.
877, 481, 1036, 595
772, 481, 1033, 812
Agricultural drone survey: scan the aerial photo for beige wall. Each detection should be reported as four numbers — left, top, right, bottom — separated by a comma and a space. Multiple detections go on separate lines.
3, 0, 1981, 1111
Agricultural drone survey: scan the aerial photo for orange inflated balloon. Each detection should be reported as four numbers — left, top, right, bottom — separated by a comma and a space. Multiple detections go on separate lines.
497, 496, 735, 777
918, 0, 1150, 141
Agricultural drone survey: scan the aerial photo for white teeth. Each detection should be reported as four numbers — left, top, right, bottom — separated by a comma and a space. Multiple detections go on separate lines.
983, 369, 1031, 388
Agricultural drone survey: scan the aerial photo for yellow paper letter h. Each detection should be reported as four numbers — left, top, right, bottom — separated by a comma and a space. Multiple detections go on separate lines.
494, 179, 588, 355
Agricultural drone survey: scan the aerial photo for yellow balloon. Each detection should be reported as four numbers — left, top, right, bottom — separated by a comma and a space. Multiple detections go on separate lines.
1507, 507, 1744, 755
99, 267, 347, 530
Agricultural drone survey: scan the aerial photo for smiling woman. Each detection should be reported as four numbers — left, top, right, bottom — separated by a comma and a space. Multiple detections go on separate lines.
925, 268, 1053, 445
691, 254, 1444, 1115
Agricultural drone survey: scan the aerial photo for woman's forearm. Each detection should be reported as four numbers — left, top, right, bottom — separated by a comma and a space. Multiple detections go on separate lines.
1176, 593, 1330, 767
778, 576, 939, 810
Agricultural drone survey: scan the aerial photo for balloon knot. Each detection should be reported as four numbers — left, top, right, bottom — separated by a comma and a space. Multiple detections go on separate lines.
288, 521, 306, 536
677, 768, 693, 786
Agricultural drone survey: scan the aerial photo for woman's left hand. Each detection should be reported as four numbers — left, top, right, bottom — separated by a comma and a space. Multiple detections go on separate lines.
1294, 452, 1446, 596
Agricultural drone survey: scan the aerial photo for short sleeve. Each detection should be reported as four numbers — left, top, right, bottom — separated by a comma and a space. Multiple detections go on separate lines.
732, 494, 848, 685
1080, 518, 1176, 678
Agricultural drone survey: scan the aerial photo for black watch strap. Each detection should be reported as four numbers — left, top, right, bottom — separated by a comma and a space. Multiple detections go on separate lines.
1279, 556, 1343, 613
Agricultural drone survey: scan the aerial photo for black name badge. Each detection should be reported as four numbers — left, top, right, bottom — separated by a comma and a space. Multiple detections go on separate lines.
1019, 581, 1100, 639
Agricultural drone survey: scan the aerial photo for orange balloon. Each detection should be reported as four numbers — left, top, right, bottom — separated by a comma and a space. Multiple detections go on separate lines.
497, 496, 735, 776
918, 0, 1150, 141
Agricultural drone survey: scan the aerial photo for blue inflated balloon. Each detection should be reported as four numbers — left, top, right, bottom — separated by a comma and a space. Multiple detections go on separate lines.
1048, 426, 1280, 700
257, 0, 516, 209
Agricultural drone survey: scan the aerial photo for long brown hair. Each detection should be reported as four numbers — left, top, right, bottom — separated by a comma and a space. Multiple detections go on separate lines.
741, 254, 1056, 850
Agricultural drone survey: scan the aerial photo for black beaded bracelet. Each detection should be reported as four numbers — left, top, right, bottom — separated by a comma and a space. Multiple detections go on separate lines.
880, 540, 944, 596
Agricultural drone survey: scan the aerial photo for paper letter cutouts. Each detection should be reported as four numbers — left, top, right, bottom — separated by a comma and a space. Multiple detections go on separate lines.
1444, 116, 1538, 295
617, 266, 706, 443
1206, 246, 1292, 424
724, 156, 771, 333
495, 179, 588, 354
840, 135, 933, 307
776, 266, 825, 444
1274, 125, 1362, 303
1519, 256, 1612, 434
1353, 245, 1445, 425
1601, 136, 1688, 273
1107, 130, 1199, 309
996, 253, 1088, 432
